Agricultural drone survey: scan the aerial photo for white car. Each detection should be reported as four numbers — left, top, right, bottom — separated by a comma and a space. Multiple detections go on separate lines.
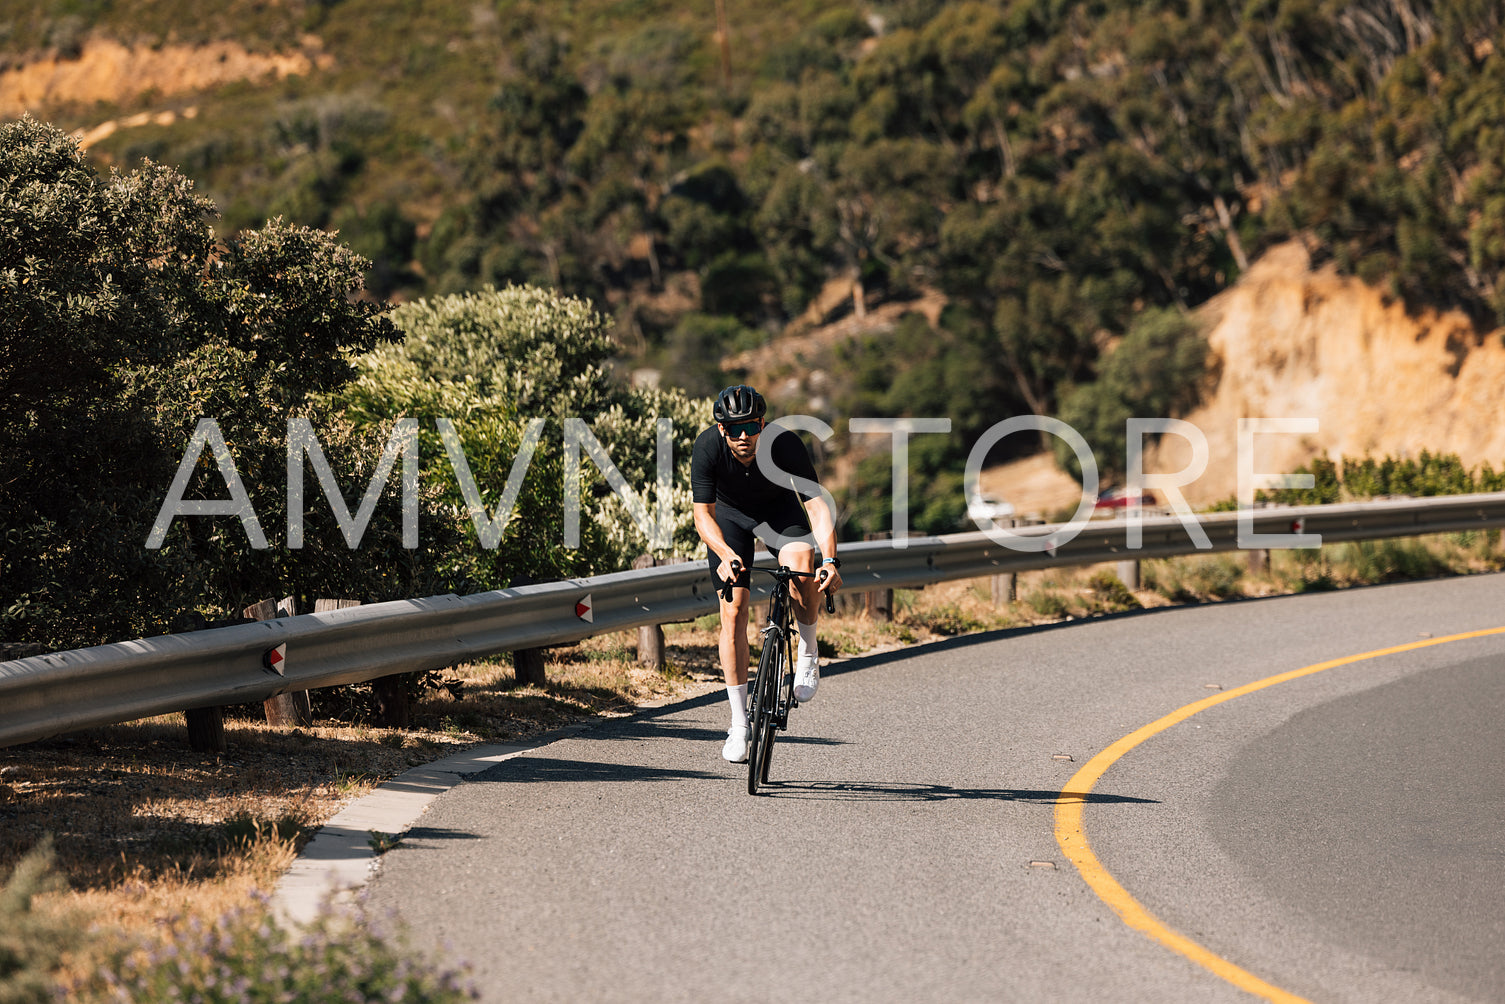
966, 492, 1015, 525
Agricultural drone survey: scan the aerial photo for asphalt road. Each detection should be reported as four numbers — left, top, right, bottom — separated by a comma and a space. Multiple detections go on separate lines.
365, 573, 1505, 1003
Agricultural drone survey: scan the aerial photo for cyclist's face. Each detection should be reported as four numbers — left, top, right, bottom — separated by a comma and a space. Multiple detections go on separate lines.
721, 420, 762, 456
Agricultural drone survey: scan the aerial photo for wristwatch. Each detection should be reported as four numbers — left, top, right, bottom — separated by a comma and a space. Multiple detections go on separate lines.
822, 556, 841, 569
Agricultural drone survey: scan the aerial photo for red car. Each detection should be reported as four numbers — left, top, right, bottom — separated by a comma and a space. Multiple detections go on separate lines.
1093, 487, 1154, 513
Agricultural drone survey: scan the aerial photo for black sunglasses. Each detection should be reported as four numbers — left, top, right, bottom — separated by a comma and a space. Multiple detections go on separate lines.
723, 420, 763, 438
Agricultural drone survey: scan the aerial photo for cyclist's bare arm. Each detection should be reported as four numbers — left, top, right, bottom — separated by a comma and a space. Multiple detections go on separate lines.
693, 502, 743, 586
802, 494, 843, 593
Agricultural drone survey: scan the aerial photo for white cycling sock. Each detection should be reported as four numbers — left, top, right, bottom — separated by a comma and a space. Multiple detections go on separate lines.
727, 684, 747, 730
796, 620, 818, 662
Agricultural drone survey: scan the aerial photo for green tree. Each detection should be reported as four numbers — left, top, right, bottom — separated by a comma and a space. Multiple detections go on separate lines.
421, 29, 589, 295
342, 285, 710, 583
1, 117, 397, 649
656, 312, 758, 398
1233, 2, 1505, 322
1054, 307, 1210, 480
836, 309, 1007, 536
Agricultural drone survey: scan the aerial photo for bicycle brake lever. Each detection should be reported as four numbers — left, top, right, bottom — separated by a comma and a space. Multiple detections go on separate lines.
825, 592, 835, 615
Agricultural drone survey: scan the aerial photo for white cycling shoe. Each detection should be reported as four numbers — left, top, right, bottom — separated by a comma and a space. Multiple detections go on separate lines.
793, 654, 820, 703
722, 725, 749, 763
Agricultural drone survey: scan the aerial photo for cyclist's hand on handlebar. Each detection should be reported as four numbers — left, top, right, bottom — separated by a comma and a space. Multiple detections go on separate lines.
816, 563, 840, 614
718, 557, 743, 603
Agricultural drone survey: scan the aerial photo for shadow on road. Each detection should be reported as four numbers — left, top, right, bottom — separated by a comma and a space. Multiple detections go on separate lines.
395, 826, 486, 848
589, 716, 851, 748
473, 754, 724, 785
752, 780, 1158, 804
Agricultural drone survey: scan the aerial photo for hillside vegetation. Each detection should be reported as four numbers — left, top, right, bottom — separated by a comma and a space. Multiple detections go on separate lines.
2, 117, 704, 650
5, 0, 1504, 533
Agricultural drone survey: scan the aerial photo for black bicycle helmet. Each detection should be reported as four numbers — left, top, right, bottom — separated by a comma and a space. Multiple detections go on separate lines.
713, 384, 767, 423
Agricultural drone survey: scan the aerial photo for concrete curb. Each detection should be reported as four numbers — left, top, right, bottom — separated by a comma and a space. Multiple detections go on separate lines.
272, 724, 591, 925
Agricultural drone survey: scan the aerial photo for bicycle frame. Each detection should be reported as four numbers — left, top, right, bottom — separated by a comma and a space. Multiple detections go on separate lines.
760, 575, 796, 733
723, 563, 833, 794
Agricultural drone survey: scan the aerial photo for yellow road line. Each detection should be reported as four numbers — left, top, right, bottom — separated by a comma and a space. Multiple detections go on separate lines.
1053, 626, 1505, 1003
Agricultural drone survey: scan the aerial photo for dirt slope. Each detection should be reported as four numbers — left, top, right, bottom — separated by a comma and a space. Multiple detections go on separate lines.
0, 37, 329, 126
1146, 241, 1505, 505
979, 240, 1505, 514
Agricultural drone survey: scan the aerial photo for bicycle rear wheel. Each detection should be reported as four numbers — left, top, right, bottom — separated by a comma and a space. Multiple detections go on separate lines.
746, 637, 780, 795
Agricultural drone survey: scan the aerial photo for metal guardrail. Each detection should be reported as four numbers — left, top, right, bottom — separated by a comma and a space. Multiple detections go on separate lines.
5, 492, 1505, 748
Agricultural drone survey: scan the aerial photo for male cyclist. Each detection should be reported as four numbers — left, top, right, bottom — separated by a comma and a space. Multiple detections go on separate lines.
691, 384, 842, 763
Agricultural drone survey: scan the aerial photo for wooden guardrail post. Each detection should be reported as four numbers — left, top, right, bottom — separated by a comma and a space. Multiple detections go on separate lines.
503, 575, 549, 687
988, 518, 1018, 607
184, 705, 225, 753
991, 573, 1017, 605
512, 648, 547, 687
179, 611, 228, 753
371, 675, 408, 727
863, 532, 894, 621
247, 596, 312, 728
633, 555, 667, 669
631, 554, 693, 668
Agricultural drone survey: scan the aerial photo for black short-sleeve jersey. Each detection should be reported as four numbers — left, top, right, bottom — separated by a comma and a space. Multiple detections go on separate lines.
690, 424, 819, 513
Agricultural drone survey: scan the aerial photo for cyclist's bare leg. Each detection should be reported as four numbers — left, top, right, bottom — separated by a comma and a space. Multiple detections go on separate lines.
779, 542, 819, 626
717, 585, 753, 762
718, 586, 751, 687
781, 541, 824, 702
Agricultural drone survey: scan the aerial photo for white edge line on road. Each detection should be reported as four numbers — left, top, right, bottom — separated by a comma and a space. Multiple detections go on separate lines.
272, 723, 591, 926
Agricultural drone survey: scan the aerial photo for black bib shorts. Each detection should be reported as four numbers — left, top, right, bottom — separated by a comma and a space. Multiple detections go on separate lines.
690, 424, 819, 590
705, 497, 813, 589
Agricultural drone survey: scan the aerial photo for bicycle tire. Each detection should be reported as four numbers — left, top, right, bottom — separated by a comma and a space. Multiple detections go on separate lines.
746, 636, 780, 795
752, 635, 788, 782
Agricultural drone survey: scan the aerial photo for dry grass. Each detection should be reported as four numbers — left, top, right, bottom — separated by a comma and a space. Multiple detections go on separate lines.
5, 530, 1499, 943
0, 634, 727, 941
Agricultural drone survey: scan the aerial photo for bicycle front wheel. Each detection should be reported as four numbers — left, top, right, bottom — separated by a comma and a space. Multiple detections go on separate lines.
746, 638, 781, 795
761, 645, 793, 784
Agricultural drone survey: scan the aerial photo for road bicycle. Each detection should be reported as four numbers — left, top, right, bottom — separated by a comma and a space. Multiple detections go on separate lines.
722, 561, 835, 795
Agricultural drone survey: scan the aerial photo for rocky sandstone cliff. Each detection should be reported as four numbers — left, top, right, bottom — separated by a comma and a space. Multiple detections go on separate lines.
980, 241, 1505, 516
1145, 241, 1505, 505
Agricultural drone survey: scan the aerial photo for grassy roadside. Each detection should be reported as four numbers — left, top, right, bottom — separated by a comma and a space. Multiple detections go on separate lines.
3, 529, 1502, 994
